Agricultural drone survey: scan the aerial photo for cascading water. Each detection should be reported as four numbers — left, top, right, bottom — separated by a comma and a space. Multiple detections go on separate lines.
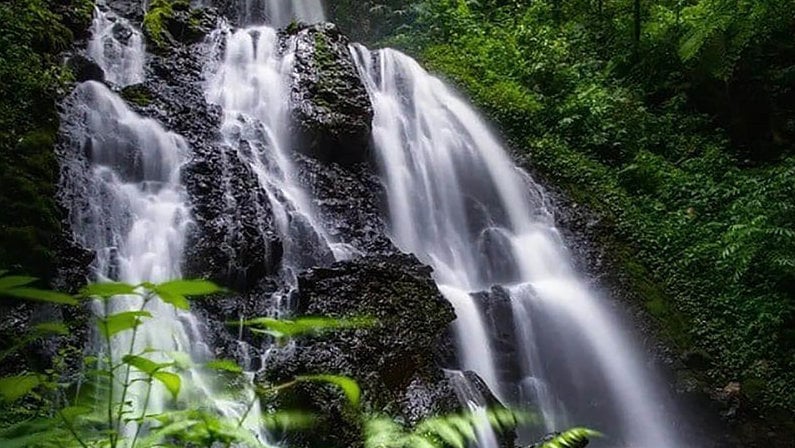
204, 19, 349, 279
59, 78, 265, 440
352, 46, 685, 447
57, 0, 690, 444
234, 0, 325, 28
87, 3, 145, 87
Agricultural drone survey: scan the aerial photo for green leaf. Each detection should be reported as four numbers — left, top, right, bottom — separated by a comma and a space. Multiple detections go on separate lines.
59, 405, 92, 423
154, 289, 190, 310
0, 276, 37, 290
154, 279, 223, 297
297, 374, 361, 407
540, 427, 601, 448
262, 410, 317, 431
123, 354, 167, 375
168, 351, 193, 369
33, 322, 69, 336
0, 374, 40, 402
2, 287, 78, 305
240, 316, 375, 339
99, 311, 152, 338
206, 359, 243, 373
153, 371, 181, 399
80, 282, 137, 299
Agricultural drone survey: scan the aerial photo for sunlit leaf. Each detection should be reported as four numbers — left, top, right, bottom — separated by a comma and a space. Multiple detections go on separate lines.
206, 359, 243, 373
297, 374, 361, 407
155, 289, 190, 310
33, 322, 69, 336
99, 311, 152, 338
80, 282, 137, 299
0, 374, 40, 402
123, 354, 167, 375
540, 427, 601, 448
153, 371, 181, 399
2, 287, 78, 305
240, 316, 375, 339
0, 276, 37, 290
262, 410, 317, 431
155, 279, 223, 297
169, 351, 193, 369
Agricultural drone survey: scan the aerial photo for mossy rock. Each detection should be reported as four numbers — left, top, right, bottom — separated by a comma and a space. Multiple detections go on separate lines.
120, 83, 154, 107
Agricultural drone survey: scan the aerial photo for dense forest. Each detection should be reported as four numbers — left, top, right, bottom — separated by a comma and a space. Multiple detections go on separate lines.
331, 0, 795, 435
1, 0, 794, 446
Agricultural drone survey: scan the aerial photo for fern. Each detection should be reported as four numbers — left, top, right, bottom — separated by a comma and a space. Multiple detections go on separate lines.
365, 408, 533, 448
536, 427, 601, 448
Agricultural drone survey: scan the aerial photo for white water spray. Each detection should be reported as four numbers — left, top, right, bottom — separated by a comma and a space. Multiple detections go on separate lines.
353, 45, 683, 447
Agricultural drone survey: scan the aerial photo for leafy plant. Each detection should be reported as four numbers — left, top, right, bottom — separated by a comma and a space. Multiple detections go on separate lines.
1, 272, 575, 447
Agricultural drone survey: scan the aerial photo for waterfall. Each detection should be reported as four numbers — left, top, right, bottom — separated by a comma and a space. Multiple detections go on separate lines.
352, 46, 684, 447
204, 22, 348, 279
57, 0, 330, 442
236, 0, 325, 27
88, 4, 145, 86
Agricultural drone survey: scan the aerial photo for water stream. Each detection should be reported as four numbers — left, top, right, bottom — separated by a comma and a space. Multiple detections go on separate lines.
352, 46, 684, 448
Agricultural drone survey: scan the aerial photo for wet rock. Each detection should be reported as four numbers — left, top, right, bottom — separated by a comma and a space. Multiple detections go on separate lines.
119, 26, 283, 290
294, 154, 396, 256
163, 5, 219, 45
67, 54, 106, 83
261, 254, 459, 448
107, 0, 146, 23
474, 286, 523, 386
285, 23, 374, 167
182, 140, 284, 290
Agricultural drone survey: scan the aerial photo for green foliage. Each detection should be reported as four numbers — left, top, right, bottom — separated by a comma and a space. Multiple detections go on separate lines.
538, 427, 602, 448
295, 374, 361, 407
0, 0, 93, 279
391, 0, 795, 419
365, 408, 528, 448
238, 315, 375, 341
0, 275, 591, 446
0, 271, 560, 448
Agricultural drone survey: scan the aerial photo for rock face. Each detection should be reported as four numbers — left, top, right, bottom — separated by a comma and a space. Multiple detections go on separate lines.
295, 153, 395, 256
114, 7, 284, 291
286, 23, 374, 167
261, 254, 460, 448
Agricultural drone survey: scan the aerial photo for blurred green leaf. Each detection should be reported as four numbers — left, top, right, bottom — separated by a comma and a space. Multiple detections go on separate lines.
154, 279, 223, 296
0, 276, 37, 290
0, 374, 40, 402
297, 374, 361, 407
123, 354, 167, 375
240, 316, 375, 339
153, 371, 181, 399
99, 311, 152, 338
2, 287, 77, 305
80, 282, 138, 299
206, 359, 243, 374
32, 322, 69, 336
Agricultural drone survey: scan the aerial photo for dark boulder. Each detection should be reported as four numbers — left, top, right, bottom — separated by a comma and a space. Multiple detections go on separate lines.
474, 286, 523, 387
67, 54, 106, 83
294, 153, 396, 256
285, 23, 374, 167
260, 254, 459, 448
